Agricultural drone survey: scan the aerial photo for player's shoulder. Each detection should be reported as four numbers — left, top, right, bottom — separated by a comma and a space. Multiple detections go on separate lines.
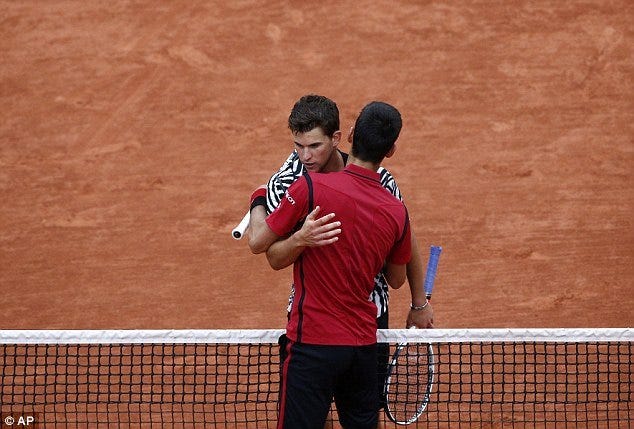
283, 150, 300, 164
268, 151, 304, 186
377, 166, 402, 201
377, 166, 394, 184
272, 151, 303, 177
307, 169, 345, 186
266, 151, 305, 213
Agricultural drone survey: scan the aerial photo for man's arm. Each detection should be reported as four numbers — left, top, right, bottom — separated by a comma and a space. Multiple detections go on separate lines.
266, 206, 341, 270
247, 203, 269, 254
384, 261, 407, 289
248, 211, 282, 256
378, 168, 433, 326
405, 230, 434, 328
248, 153, 304, 254
384, 207, 412, 290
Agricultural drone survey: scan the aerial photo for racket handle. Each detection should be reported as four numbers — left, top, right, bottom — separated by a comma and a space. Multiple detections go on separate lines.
232, 211, 250, 240
423, 245, 442, 299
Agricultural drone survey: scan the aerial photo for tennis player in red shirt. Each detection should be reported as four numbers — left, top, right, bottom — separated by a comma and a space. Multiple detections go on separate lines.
256, 101, 411, 429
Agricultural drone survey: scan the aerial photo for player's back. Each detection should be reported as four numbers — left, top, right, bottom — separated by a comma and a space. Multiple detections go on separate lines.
310, 165, 407, 282
296, 164, 408, 345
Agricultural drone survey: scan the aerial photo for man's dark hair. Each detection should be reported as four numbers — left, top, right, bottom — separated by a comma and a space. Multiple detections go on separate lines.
351, 101, 402, 164
288, 95, 340, 137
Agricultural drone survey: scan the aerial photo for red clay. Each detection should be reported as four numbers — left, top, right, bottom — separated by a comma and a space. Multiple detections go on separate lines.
0, 1, 631, 330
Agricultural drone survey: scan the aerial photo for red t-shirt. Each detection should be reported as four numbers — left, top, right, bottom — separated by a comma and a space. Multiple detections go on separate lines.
266, 164, 411, 345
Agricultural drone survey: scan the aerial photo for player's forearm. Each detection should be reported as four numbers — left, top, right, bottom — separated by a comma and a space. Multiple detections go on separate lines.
407, 230, 427, 306
406, 234, 437, 329
265, 232, 305, 270
247, 206, 269, 254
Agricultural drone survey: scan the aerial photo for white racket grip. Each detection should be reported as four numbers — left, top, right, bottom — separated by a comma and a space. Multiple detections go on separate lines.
231, 211, 250, 240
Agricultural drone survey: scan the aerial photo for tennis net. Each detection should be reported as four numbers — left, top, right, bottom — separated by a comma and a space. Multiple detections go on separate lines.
0, 328, 631, 428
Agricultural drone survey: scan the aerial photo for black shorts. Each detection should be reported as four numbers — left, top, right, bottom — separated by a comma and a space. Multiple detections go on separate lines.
278, 310, 391, 416
278, 339, 378, 429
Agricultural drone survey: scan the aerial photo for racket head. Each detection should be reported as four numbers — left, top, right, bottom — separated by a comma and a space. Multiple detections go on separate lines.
384, 342, 435, 425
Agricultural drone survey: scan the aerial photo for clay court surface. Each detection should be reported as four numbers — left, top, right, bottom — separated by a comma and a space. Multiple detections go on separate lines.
0, 1, 631, 331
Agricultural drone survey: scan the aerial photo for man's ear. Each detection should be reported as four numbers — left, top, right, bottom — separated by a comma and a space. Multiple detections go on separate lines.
332, 130, 342, 148
385, 144, 397, 158
347, 126, 354, 144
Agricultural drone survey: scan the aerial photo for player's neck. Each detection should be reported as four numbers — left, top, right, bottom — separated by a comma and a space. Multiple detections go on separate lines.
321, 149, 345, 173
347, 155, 380, 172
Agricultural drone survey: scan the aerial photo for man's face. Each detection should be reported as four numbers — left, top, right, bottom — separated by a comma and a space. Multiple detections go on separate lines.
292, 127, 340, 173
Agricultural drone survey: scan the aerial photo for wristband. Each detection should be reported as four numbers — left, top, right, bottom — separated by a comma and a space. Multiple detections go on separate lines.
410, 299, 429, 311
250, 196, 266, 212
249, 188, 267, 211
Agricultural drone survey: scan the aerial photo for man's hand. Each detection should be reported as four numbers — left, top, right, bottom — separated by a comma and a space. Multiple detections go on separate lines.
406, 303, 434, 329
294, 206, 341, 248
265, 206, 341, 270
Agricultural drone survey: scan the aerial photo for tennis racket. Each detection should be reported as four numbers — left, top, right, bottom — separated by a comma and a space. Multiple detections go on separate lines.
231, 211, 250, 240
384, 245, 441, 425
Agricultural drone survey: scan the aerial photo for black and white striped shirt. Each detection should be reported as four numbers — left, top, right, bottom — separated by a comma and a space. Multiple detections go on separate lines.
265, 150, 403, 318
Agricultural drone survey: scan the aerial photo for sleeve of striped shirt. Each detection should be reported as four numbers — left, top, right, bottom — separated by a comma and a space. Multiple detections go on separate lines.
265, 151, 305, 215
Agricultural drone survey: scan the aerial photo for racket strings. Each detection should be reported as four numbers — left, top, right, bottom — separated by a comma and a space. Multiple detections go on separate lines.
385, 343, 434, 424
